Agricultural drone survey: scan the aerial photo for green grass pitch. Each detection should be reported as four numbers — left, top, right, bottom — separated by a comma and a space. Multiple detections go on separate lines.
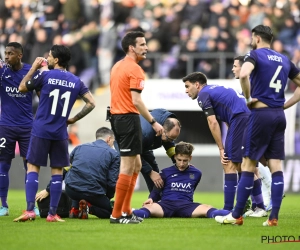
1, 190, 299, 250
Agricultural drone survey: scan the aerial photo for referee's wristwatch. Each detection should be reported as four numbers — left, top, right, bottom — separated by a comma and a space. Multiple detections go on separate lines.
149, 118, 157, 125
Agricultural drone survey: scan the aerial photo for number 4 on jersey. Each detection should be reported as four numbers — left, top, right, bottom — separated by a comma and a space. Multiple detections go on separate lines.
269, 65, 282, 93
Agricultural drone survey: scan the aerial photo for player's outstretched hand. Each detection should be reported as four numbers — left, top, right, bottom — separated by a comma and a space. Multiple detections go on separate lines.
35, 189, 49, 201
150, 170, 164, 189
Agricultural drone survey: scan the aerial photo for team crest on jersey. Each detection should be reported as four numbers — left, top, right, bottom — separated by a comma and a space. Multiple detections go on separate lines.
139, 79, 145, 88
189, 173, 195, 180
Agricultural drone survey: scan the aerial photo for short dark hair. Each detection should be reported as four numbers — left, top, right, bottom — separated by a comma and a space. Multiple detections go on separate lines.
121, 31, 145, 53
6, 42, 23, 53
182, 72, 207, 85
96, 127, 114, 139
50, 45, 71, 68
163, 118, 181, 132
175, 141, 194, 156
234, 55, 245, 66
252, 25, 273, 44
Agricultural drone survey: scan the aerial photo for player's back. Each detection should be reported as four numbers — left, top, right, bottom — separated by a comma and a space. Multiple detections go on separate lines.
161, 165, 202, 202
32, 69, 89, 140
248, 48, 300, 108
199, 85, 250, 124
0, 63, 33, 126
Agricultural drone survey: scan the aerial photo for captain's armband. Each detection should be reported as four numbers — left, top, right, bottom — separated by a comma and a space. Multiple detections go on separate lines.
25, 80, 35, 91
203, 108, 215, 117
166, 147, 175, 158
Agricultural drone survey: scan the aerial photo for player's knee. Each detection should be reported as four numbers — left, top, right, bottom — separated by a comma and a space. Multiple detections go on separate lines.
223, 162, 236, 173
0, 162, 11, 173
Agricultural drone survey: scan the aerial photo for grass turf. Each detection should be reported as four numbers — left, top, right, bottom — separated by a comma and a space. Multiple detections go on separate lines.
1, 190, 299, 250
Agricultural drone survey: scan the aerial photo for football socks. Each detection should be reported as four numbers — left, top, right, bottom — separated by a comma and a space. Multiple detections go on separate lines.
122, 173, 139, 215
26, 172, 39, 211
0, 161, 11, 208
49, 174, 63, 216
111, 174, 131, 218
223, 173, 238, 211
232, 171, 254, 219
251, 179, 265, 209
269, 171, 284, 220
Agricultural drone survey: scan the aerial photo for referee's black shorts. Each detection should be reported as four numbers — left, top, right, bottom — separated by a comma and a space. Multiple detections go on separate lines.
110, 114, 142, 156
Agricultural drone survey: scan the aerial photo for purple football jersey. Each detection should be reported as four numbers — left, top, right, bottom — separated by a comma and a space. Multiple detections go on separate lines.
30, 69, 89, 140
149, 165, 202, 202
0, 63, 33, 126
246, 48, 300, 108
198, 85, 250, 124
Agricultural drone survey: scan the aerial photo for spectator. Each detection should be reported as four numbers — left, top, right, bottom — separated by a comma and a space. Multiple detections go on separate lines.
247, 3, 265, 29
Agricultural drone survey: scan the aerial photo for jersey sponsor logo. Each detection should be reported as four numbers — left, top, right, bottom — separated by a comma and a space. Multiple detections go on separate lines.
6, 86, 20, 93
5, 86, 27, 98
267, 55, 282, 62
171, 182, 193, 193
48, 78, 75, 88
171, 182, 192, 189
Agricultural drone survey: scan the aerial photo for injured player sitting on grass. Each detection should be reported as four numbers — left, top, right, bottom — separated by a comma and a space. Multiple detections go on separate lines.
133, 141, 230, 219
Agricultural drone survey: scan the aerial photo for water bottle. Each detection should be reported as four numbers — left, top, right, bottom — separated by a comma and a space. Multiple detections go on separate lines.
41, 58, 48, 66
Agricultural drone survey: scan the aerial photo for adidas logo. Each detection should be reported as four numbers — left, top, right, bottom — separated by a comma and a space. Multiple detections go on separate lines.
120, 218, 133, 224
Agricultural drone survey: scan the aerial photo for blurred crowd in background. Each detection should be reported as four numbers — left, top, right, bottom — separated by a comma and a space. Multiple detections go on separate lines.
1, 0, 300, 90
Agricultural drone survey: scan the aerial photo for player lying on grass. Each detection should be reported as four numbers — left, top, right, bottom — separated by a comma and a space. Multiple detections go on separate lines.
132, 141, 231, 218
